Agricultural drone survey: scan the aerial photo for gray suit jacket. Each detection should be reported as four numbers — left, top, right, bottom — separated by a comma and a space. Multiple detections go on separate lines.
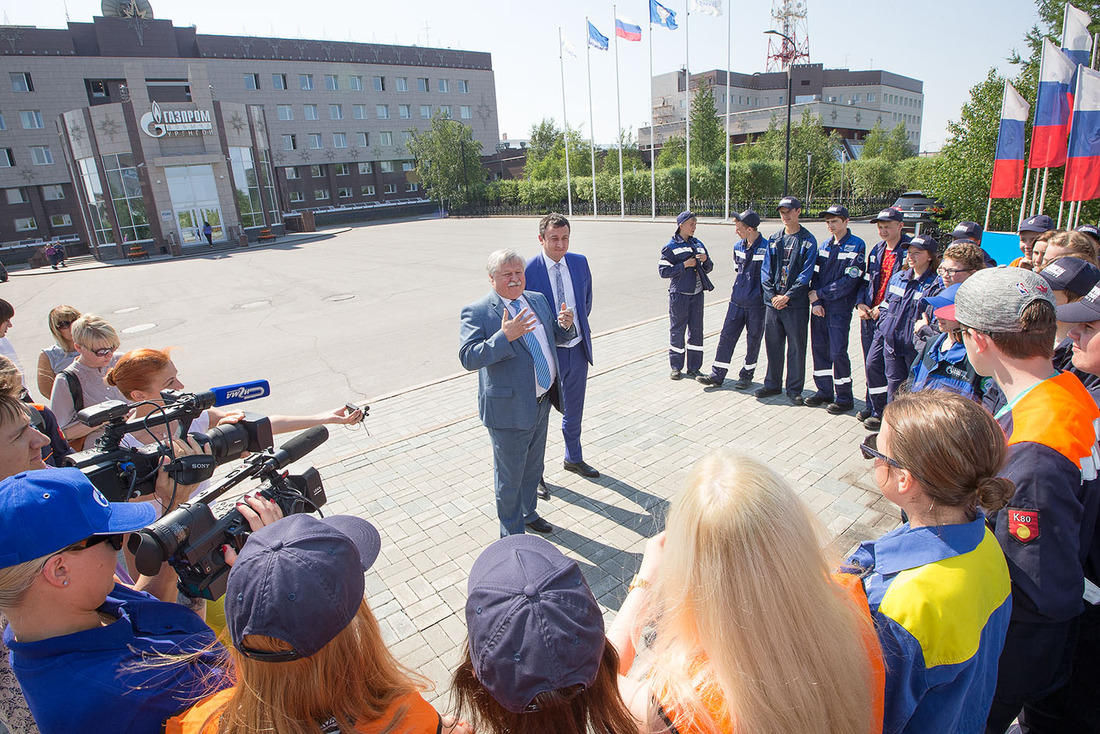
459, 289, 575, 430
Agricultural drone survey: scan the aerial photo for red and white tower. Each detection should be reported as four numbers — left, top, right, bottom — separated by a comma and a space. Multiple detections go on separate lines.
765, 0, 810, 71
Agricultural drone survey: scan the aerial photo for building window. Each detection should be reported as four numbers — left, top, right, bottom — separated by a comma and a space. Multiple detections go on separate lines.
324, 75, 339, 91
379, 131, 393, 146
50, 213, 73, 227
396, 77, 408, 92
380, 160, 395, 173
458, 80, 469, 93
10, 72, 33, 93
358, 162, 373, 174
460, 106, 472, 119
0, 112, 5, 129
853, 93, 861, 103
311, 165, 325, 177
282, 134, 297, 150
384, 183, 397, 194
417, 77, 429, 92
244, 73, 260, 90
438, 79, 450, 93
439, 105, 451, 118
285, 167, 301, 179
304, 104, 319, 120
102, 153, 151, 243
338, 187, 352, 198
376, 104, 390, 119
300, 74, 314, 90
20, 110, 44, 129
14, 217, 36, 232
373, 76, 385, 92
399, 104, 411, 119
30, 146, 53, 165
0, 149, 14, 167
230, 147, 266, 228
402, 131, 413, 145
334, 163, 350, 175
401, 161, 414, 172
333, 133, 347, 148
330, 104, 343, 120
76, 157, 112, 245
357, 132, 369, 147
406, 182, 419, 192
308, 134, 323, 149
868, 92, 875, 102
277, 105, 293, 121
353, 104, 367, 120
361, 185, 375, 195
290, 191, 305, 203
42, 184, 65, 200
420, 105, 431, 118
315, 189, 330, 200
350, 76, 363, 91
5, 188, 27, 204
273, 73, 287, 90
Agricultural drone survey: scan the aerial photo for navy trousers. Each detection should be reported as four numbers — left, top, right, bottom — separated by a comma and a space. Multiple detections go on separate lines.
710, 302, 765, 383
810, 303, 856, 405
556, 344, 588, 464
487, 397, 551, 537
985, 617, 1078, 733
884, 343, 916, 403
763, 305, 809, 396
669, 292, 705, 372
860, 316, 878, 407
865, 331, 889, 417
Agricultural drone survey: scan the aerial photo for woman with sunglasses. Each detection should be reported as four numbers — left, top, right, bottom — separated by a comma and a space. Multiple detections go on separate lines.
49, 314, 126, 450
36, 305, 81, 400
846, 389, 1016, 734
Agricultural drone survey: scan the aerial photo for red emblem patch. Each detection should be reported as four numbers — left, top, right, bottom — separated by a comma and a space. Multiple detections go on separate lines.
1007, 508, 1040, 544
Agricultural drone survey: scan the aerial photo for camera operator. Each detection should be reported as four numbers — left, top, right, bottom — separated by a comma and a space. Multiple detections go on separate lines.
0, 468, 281, 734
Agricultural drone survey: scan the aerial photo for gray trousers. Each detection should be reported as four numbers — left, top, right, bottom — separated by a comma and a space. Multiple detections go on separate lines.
487, 397, 551, 536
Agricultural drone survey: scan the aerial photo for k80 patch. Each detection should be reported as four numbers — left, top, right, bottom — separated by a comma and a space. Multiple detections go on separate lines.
1007, 508, 1040, 544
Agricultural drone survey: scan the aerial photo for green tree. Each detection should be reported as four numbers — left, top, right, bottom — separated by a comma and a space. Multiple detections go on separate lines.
407, 117, 485, 207
861, 121, 914, 162
656, 135, 686, 168
689, 78, 726, 169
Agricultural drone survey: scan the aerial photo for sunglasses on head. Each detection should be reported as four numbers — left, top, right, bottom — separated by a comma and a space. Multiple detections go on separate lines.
859, 433, 902, 471
55, 320, 72, 329
59, 533, 124, 553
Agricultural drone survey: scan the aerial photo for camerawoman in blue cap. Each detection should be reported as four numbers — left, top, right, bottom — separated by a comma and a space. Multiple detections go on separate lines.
0, 468, 280, 734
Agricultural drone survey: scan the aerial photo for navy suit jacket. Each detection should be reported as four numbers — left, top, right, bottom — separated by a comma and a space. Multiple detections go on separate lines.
459, 289, 576, 430
525, 252, 594, 365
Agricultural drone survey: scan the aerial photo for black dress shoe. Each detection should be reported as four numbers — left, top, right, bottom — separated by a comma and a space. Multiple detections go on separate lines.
733, 377, 752, 390
804, 394, 829, 407
826, 402, 853, 415
697, 374, 722, 387
537, 477, 550, 500
856, 409, 872, 422
685, 369, 702, 379
564, 460, 600, 478
863, 416, 882, 430
525, 517, 553, 534
788, 393, 805, 406
670, 370, 683, 380
755, 387, 782, 399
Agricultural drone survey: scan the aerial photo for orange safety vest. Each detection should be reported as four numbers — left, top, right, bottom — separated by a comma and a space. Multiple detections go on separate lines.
165, 687, 441, 734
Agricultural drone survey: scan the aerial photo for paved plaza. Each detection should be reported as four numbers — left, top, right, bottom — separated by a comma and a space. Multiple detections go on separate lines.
3, 216, 899, 707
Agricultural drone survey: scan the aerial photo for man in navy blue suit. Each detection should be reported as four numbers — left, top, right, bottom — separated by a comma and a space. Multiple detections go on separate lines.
460, 249, 576, 536
525, 214, 599, 492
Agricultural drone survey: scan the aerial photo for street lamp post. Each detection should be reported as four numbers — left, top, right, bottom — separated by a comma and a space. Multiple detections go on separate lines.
765, 29, 795, 197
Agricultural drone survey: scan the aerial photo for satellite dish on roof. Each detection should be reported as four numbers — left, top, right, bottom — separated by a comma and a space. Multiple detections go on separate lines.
101, 0, 154, 19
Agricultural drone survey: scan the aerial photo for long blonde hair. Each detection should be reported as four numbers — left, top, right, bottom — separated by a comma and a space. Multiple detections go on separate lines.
637, 452, 876, 734
208, 600, 428, 734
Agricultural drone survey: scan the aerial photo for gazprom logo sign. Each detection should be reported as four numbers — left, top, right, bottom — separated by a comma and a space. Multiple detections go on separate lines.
139, 101, 214, 138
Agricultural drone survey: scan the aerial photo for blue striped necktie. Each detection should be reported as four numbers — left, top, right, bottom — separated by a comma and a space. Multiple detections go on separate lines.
510, 299, 552, 391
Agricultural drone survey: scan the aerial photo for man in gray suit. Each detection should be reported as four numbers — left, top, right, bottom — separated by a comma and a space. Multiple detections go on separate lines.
460, 249, 576, 536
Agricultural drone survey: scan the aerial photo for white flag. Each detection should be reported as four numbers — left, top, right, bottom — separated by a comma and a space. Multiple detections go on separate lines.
561, 34, 578, 59
690, 0, 722, 16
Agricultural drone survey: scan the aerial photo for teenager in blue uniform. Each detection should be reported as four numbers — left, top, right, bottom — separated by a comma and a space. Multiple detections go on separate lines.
757, 196, 817, 404
698, 209, 766, 390
806, 205, 866, 414
856, 210, 910, 424
659, 211, 714, 380
862, 235, 940, 430
906, 283, 992, 403
951, 220, 997, 267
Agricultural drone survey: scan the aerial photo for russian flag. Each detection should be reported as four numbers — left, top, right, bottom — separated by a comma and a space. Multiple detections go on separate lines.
1030, 38, 1076, 169
615, 15, 642, 42
1062, 65, 1100, 202
991, 82, 1029, 199
1063, 3, 1093, 68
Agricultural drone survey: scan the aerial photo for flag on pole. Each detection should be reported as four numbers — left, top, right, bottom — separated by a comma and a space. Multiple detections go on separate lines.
615, 15, 642, 42
650, 0, 677, 29
689, 0, 722, 16
990, 82, 1029, 199
1063, 3, 1094, 67
588, 21, 609, 50
561, 34, 578, 59
1030, 38, 1076, 169
1063, 65, 1100, 201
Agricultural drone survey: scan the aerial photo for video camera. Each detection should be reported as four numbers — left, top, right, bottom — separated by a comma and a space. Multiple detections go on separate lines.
127, 425, 330, 600
63, 380, 274, 502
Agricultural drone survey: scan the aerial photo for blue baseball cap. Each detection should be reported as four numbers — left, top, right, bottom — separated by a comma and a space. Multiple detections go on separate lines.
871, 208, 903, 223
952, 221, 983, 242
226, 513, 381, 661
1076, 224, 1100, 245
732, 209, 761, 229
778, 196, 802, 210
925, 282, 962, 320
819, 204, 850, 219
1019, 214, 1054, 234
908, 234, 939, 253
466, 535, 605, 714
0, 468, 156, 569
1040, 257, 1100, 296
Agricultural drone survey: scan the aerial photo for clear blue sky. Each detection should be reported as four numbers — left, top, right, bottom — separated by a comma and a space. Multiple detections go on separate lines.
9, 0, 1041, 151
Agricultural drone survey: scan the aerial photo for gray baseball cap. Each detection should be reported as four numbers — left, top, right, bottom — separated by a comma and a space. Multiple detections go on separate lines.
954, 266, 1056, 333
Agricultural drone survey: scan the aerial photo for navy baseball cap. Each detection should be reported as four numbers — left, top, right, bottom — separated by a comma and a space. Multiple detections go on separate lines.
226, 514, 382, 662
466, 535, 605, 714
908, 234, 939, 253
1076, 224, 1100, 245
1019, 214, 1054, 234
0, 468, 156, 569
952, 221, 983, 242
871, 208, 903, 223
1058, 281, 1100, 322
925, 282, 961, 321
732, 209, 761, 228
819, 204, 850, 219
675, 210, 696, 226
777, 196, 802, 210
1040, 258, 1100, 296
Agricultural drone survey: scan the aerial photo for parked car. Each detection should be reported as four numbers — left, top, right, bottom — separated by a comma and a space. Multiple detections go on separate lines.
890, 191, 947, 234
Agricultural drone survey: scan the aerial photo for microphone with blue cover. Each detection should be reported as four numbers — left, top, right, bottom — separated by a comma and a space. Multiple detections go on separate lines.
206, 379, 271, 407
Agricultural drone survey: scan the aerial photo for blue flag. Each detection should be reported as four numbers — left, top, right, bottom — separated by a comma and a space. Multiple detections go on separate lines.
587, 21, 609, 51
650, 0, 678, 29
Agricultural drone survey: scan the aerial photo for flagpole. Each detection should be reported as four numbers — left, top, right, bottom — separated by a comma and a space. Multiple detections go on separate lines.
613, 5, 625, 218
559, 28, 574, 218
984, 198, 993, 230
723, 4, 731, 220
1019, 168, 1031, 227
1039, 168, 1050, 214
649, 11, 657, 219
1058, 198, 1066, 228
1030, 172, 1040, 217
586, 19, 598, 219
684, 3, 691, 210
